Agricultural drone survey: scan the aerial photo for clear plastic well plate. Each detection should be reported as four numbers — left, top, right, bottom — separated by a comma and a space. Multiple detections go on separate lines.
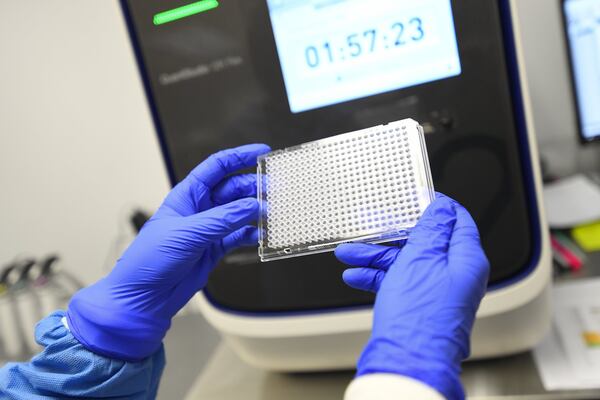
257, 118, 435, 262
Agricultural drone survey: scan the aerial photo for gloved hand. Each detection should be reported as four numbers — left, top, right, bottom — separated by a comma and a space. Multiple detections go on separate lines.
67, 144, 271, 362
335, 194, 490, 400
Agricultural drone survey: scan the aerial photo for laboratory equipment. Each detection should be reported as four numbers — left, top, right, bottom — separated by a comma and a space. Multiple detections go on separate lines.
561, 0, 600, 143
121, 0, 551, 370
0, 256, 82, 361
258, 119, 434, 262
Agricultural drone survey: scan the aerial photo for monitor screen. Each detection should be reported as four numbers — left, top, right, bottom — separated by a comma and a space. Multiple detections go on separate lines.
266, 0, 462, 113
563, 0, 600, 142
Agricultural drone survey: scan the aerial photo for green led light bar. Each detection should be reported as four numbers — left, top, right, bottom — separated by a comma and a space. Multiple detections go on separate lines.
153, 0, 219, 26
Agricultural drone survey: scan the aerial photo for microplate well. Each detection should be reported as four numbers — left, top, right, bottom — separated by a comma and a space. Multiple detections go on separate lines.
257, 118, 435, 262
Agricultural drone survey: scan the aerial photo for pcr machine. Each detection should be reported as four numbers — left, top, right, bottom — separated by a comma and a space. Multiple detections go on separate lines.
121, 0, 552, 370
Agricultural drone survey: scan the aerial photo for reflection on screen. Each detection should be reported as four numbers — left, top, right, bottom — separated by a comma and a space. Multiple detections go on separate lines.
266, 0, 462, 113
564, 0, 600, 141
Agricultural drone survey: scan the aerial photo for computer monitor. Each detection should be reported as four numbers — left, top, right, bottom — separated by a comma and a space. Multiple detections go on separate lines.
562, 0, 600, 143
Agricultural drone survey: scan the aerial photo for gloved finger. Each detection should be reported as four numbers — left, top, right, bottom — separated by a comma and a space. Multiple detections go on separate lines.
435, 191, 452, 201
186, 198, 259, 245
221, 225, 259, 253
449, 202, 490, 275
449, 202, 482, 253
403, 196, 457, 252
342, 268, 387, 293
158, 145, 270, 218
212, 174, 257, 205
190, 144, 271, 189
335, 243, 399, 270
433, 192, 484, 259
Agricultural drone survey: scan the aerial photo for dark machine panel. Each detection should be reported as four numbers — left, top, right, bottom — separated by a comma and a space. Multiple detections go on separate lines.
122, 0, 535, 312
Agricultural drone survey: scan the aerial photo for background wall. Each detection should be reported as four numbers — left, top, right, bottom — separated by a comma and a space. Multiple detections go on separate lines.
0, 1, 170, 285
0, 0, 599, 284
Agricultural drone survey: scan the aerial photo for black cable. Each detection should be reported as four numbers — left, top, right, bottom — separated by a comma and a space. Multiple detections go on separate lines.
0, 263, 17, 286
17, 259, 40, 284
1, 259, 35, 288
38, 255, 60, 279
131, 209, 151, 233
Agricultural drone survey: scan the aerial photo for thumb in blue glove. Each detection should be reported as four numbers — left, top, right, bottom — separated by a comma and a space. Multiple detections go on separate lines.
67, 144, 271, 362
335, 194, 490, 400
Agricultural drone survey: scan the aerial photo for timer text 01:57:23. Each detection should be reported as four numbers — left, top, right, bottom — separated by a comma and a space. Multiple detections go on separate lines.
304, 17, 425, 68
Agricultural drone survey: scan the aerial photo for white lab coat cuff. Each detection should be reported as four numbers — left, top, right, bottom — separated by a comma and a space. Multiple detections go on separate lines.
61, 316, 70, 331
345, 373, 445, 400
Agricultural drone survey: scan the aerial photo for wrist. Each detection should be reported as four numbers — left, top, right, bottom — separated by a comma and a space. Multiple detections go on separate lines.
346, 374, 446, 400
67, 285, 170, 362
357, 337, 465, 400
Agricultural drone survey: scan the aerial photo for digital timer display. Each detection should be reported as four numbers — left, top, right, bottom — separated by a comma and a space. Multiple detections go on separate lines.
267, 0, 462, 113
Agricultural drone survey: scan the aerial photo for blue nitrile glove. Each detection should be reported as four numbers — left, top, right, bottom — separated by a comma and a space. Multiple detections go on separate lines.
67, 144, 271, 362
335, 194, 490, 400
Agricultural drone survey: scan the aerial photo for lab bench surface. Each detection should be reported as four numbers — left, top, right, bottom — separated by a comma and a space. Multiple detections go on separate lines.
183, 252, 600, 400
184, 343, 600, 400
